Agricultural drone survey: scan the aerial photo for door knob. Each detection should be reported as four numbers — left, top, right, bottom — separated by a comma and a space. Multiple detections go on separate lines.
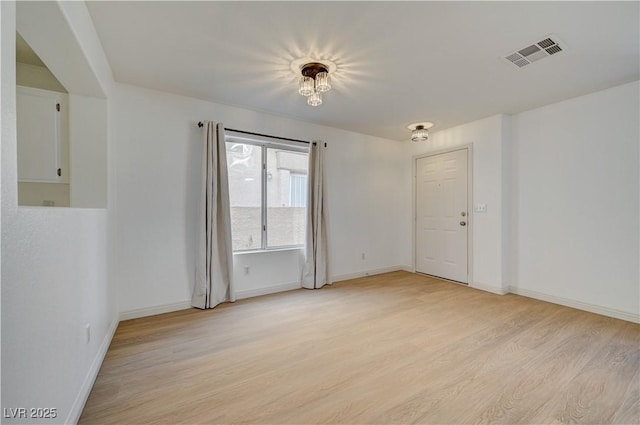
460, 221, 467, 226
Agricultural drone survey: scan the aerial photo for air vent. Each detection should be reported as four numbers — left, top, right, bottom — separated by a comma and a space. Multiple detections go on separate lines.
545, 45, 562, 55
537, 38, 555, 49
504, 35, 564, 68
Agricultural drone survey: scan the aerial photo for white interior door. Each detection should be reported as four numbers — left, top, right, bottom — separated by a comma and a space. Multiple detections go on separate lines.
416, 149, 468, 283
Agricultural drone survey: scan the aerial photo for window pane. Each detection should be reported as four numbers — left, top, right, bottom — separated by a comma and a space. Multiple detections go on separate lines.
226, 142, 262, 250
266, 149, 308, 248
289, 174, 307, 207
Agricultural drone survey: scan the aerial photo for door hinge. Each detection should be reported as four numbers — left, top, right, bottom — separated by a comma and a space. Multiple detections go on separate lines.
57, 168, 61, 177
56, 103, 60, 112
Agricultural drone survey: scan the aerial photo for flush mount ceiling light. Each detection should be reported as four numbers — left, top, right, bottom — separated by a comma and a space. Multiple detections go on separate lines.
292, 58, 336, 107
299, 62, 330, 106
408, 122, 434, 142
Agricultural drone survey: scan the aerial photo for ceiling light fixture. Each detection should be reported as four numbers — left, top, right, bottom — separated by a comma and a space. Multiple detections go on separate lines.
298, 62, 331, 106
408, 122, 434, 142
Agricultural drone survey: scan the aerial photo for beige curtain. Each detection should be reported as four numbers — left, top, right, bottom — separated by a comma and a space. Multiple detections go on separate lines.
192, 122, 235, 309
302, 141, 331, 289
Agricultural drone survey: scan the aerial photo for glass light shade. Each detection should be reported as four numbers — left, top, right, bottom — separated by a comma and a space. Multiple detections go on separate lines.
315, 71, 331, 93
411, 127, 429, 142
307, 91, 322, 106
298, 76, 314, 96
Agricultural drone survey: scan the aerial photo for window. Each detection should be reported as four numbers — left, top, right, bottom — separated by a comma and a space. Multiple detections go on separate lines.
226, 133, 309, 251
289, 174, 307, 208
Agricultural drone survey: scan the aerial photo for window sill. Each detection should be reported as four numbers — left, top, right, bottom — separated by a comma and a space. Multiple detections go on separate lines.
233, 246, 304, 256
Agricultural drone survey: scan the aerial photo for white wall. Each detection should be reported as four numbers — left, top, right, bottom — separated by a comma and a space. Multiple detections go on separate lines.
402, 114, 510, 293
111, 83, 408, 315
233, 250, 305, 299
510, 81, 639, 318
69, 94, 107, 208
0, 1, 5, 410
18, 182, 70, 207
1, 2, 116, 424
16, 62, 67, 93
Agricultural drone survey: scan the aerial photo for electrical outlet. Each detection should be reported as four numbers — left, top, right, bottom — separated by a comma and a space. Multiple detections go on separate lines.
42, 200, 55, 207
85, 324, 91, 344
244, 266, 250, 275
361, 253, 365, 260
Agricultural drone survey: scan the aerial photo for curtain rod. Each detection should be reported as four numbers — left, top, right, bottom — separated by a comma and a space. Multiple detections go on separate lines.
197, 122, 311, 145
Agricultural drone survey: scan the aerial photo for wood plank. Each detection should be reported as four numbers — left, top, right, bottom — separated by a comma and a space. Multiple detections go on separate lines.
79, 271, 640, 424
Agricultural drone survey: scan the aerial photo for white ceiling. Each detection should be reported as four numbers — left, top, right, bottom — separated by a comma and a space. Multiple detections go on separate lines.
86, 1, 639, 141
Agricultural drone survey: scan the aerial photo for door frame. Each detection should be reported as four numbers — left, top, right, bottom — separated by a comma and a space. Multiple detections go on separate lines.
412, 144, 474, 284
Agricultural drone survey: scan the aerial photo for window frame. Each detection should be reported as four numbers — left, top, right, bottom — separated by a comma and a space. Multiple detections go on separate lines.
225, 131, 309, 253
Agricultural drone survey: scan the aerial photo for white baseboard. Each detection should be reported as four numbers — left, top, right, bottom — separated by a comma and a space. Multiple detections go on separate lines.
470, 281, 509, 295
66, 316, 119, 425
509, 286, 640, 324
120, 283, 306, 319
332, 265, 413, 283
235, 282, 301, 300
119, 300, 192, 321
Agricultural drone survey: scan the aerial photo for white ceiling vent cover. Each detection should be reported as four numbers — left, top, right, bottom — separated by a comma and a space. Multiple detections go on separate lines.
505, 35, 564, 68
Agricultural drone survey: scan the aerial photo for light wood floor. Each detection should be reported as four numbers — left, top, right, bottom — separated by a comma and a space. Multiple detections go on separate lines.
80, 271, 639, 424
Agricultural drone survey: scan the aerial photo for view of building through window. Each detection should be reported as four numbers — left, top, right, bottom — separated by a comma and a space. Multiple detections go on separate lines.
226, 140, 308, 251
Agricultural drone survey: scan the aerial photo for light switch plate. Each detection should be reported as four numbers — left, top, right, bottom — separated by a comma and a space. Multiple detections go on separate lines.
475, 203, 487, 213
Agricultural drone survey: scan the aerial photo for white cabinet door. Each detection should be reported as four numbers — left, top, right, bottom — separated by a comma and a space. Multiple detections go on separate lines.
17, 86, 67, 183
